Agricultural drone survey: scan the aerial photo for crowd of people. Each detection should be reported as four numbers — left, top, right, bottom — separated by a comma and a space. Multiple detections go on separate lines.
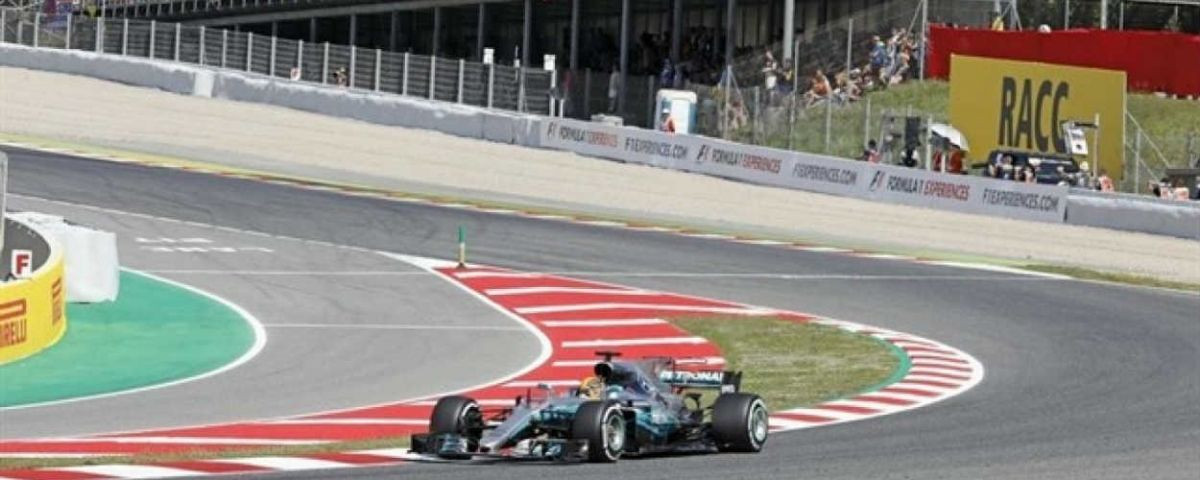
791, 28, 920, 108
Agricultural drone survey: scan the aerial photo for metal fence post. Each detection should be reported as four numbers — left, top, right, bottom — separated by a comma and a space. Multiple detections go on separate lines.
174, 22, 181, 61
518, 68, 526, 113
401, 52, 409, 95
583, 69, 591, 117
95, 15, 103, 53
456, 59, 464, 103
322, 42, 329, 84
487, 64, 494, 108
32, 12, 40, 48
221, 29, 228, 68
65, 13, 72, 49
296, 40, 304, 78
199, 26, 206, 65
349, 45, 356, 87
373, 49, 381, 91
823, 92, 832, 153
15, 16, 22, 46
428, 56, 436, 100
150, 20, 157, 58
246, 32, 253, 72
646, 76, 654, 126
1, 9, 6, 44
121, 18, 128, 55
269, 35, 276, 76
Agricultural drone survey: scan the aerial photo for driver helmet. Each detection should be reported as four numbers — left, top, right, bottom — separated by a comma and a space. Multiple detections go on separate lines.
578, 376, 604, 399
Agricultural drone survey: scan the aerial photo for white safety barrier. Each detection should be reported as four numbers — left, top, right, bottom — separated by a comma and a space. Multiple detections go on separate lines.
8, 213, 119, 303
541, 118, 1070, 223
0, 43, 208, 96
1066, 189, 1200, 240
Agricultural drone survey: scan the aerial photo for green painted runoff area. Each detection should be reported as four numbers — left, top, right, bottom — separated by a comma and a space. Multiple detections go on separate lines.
0, 271, 254, 407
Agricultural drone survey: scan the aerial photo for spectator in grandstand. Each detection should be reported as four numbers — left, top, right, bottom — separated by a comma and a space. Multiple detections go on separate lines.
803, 69, 832, 107
991, 11, 1006, 31
762, 49, 779, 93
659, 59, 675, 88
833, 70, 861, 104
869, 35, 889, 74
1021, 165, 1037, 183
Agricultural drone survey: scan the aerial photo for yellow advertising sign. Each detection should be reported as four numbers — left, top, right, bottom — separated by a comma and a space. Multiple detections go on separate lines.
950, 55, 1126, 180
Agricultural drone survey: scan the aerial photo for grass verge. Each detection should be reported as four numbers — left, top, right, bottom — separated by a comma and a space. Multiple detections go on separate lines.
0, 437, 410, 470
1022, 264, 1200, 293
670, 315, 903, 411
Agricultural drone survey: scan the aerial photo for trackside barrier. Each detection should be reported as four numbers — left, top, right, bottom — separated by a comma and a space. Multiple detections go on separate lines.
541, 117, 1071, 224
0, 43, 541, 146
9, 213, 120, 303
1066, 189, 1200, 240
3, 44, 1192, 237
0, 218, 67, 365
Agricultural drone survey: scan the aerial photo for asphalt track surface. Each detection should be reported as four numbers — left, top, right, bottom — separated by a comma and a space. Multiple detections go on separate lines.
4, 146, 1199, 479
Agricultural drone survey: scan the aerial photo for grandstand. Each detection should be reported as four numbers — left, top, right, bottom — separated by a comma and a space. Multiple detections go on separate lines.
33, 0, 1199, 128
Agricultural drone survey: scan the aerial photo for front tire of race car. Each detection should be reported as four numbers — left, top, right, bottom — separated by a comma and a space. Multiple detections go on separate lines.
429, 395, 483, 451
711, 393, 769, 453
570, 400, 626, 462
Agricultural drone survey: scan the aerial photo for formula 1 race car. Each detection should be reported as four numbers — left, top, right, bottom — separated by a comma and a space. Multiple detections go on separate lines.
409, 352, 769, 462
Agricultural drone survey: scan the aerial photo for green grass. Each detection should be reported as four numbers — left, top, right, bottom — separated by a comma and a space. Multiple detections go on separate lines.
670, 316, 903, 412
1022, 264, 1200, 293
0, 436, 411, 470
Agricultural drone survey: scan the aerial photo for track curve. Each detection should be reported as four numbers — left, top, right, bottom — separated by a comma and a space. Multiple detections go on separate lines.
2, 147, 1198, 479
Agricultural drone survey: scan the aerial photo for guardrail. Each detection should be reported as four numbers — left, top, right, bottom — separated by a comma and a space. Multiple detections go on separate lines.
0, 8, 554, 115
0, 217, 67, 365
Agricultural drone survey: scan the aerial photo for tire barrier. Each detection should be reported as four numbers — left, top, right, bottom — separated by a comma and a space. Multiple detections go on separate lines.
0, 217, 66, 365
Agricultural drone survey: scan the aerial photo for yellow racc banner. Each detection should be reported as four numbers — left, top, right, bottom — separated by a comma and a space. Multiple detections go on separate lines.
949, 55, 1126, 180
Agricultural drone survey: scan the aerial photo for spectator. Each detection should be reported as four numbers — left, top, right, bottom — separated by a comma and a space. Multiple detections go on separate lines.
761, 49, 779, 92
1021, 165, 1037, 183
659, 59, 674, 88
659, 107, 676, 133
1172, 179, 1190, 201
862, 139, 880, 163
803, 69, 832, 107
1097, 169, 1115, 192
1149, 180, 1163, 198
332, 67, 348, 87
608, 67, 620, 113
289, 67, 302, 81
991, 11, 1005, 31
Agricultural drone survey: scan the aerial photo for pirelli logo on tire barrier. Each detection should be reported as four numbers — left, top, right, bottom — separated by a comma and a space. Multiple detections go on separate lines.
0, 229, 67, 365
949, 55, 1126, 180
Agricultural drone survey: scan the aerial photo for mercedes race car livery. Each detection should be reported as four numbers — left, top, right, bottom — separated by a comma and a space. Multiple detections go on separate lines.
410, 351, 769, 462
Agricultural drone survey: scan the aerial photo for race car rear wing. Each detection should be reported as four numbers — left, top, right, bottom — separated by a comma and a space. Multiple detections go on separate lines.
659, 369, 742, 393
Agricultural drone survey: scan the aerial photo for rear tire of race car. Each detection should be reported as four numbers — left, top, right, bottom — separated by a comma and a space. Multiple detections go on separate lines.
570, 400, 626, 462
429, 396, 482, 450
711, 393, 769, 453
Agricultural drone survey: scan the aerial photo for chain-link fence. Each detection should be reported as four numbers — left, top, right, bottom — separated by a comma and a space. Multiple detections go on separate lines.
0, 7, 555, 115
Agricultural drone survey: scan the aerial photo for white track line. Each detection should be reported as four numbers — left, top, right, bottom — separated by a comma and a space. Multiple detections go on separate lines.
55, 464, 203, 478
540, 318, 667, 327
263, 418, 427, 426
39, 437, 328, 446
264, 323, 524, 331
211, 457, 352, 471
483, 286, 651, 296
560, 336, 708, 348
514, 303, 769, 315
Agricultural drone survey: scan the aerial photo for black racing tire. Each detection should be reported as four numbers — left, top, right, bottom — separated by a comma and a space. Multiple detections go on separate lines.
570, 400, 627, 462
429, 395, 482, 449
711, 393, 769, 453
